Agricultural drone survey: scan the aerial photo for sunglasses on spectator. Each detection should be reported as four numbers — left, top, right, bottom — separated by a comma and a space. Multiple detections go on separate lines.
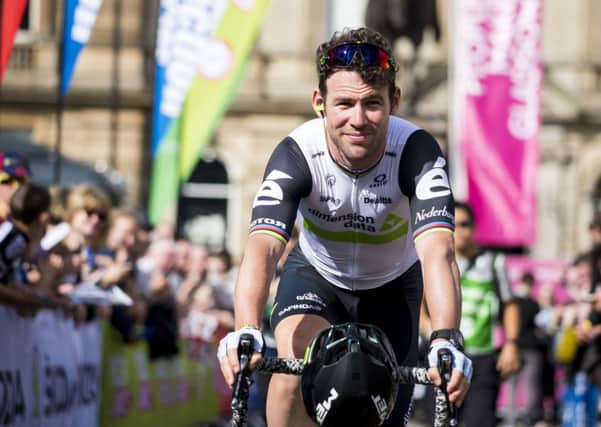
84, 208, 107, 221
0, 176, 27, 186
319, 42, 397, 72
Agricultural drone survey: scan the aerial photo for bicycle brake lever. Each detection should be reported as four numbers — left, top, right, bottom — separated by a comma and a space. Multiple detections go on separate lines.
438, 348, 458, 426
238, 333, 254, 370
232, 333, 255, 409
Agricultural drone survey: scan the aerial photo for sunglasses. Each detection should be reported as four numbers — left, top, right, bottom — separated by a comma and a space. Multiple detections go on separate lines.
0, 176, 27, 186
456, 221, 473, 228
84, 208, 108, 221
319, 43, 397, 72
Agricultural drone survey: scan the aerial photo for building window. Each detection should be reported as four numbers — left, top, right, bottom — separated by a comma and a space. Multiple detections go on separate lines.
177, 154, 230, 252
15, 0, 40, 44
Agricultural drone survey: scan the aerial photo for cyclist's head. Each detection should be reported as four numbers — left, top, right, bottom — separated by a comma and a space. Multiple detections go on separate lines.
315, 27, 398, 105
301, 323, 400, 427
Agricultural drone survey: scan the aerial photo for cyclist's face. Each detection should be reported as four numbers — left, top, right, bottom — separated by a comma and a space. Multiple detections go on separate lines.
319, 70, 399, 170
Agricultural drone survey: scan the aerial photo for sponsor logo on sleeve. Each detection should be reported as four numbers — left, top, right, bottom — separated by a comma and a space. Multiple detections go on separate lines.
414, 206, 454, 224
250, 217, 287, 231
253, 170, 293, 207
415, 157, 451, 200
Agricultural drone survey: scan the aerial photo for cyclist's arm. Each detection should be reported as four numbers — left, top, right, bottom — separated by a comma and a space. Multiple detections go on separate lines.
234, 233, 285, 329
235, 136, 312, 330
399, 129, 460, 329
415, 231, 461, 330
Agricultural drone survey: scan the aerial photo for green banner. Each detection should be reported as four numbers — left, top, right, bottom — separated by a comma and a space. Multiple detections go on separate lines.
99, 325, 219, 426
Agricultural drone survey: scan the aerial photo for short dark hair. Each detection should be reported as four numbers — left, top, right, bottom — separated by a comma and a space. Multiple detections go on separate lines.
454, 200, 475, 225
315, 27, 397, 103
521, 271, 535, 286
10, 182, 50, 225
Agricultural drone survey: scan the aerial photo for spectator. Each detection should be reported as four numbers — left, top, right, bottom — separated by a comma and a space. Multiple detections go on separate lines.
1, 182, 65, 313
62, 184, 123, 319
514, 271, 547, 425
106, 209, 147, 343
176, 243, 209, 308
207, 248, 236, 310
423, 201, 521, 427
589, 212, 601, 291
0, 151, 30, 222
136, 238, 180, 360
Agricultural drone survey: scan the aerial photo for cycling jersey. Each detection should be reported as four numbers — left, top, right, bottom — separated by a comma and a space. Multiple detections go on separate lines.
249, 117, 455, 290
458, 250, 514, 354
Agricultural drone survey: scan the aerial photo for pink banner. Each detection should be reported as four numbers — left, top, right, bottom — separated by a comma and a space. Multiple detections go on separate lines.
454, 0, 543, 246
505, 255, 569, 304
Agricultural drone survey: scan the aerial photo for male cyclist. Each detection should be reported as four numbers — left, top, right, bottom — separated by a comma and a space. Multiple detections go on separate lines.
218, 27, 472, 426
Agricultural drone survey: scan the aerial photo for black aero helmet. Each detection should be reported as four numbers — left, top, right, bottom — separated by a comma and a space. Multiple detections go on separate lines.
301, 323, 400, 427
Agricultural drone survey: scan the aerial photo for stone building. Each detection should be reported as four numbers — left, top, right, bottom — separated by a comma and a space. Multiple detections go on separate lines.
1, 0, 600, 261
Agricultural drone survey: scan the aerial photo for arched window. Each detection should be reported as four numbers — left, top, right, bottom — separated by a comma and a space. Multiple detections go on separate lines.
177, 154, 229, 251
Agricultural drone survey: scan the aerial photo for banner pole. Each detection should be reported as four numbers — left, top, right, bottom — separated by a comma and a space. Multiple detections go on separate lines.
109, 0, 122, 170
54, 1, 66, 185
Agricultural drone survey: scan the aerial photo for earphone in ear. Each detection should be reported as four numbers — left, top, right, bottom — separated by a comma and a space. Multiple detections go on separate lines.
313, 102, 325, 117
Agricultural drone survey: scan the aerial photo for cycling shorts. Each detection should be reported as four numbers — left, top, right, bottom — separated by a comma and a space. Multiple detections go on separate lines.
270, 244, 423, 426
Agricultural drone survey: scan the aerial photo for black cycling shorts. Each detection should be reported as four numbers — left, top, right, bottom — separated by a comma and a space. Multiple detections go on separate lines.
270, 245, 423, 426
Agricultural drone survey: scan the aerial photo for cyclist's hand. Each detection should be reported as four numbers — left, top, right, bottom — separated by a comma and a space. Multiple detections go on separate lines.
427, 341, 472, 406
217, 326, 265, 388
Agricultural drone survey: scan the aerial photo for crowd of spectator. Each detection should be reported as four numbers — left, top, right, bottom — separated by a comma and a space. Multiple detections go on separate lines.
0, 151, 239, 407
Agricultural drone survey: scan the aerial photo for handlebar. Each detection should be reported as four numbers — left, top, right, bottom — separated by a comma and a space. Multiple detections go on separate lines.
230, 335, 457, 426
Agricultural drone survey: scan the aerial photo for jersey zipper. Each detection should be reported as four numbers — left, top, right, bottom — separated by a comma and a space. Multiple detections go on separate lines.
350, 175, 358, 291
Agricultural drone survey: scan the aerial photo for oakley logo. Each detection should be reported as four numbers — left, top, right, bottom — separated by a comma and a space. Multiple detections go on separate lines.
253, 170, 293, 207
369, 174, 388, 188
316, 388, 339, 424
415, 157, 451, 200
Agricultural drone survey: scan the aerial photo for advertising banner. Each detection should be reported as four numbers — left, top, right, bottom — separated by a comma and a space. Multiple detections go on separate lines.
0, 307, 102, 427
0, 0, 28, 81
149, 0, 270, 225
61, 0, 103, 95
452, 0, 543, 246
99, 326, 218, 427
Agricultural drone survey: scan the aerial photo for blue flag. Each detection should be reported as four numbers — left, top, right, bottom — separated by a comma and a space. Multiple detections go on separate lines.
61, 0, 103, 95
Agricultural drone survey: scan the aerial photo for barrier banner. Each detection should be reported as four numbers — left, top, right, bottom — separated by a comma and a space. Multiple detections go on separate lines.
451, 0, 543, 246
99, 325, 218, 427
148, 0, 271, 225
61, 0, 103, 95
0, 307, 102, 427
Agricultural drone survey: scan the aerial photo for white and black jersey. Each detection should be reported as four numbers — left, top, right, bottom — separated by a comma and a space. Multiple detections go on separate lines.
249, 117, 455, 290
